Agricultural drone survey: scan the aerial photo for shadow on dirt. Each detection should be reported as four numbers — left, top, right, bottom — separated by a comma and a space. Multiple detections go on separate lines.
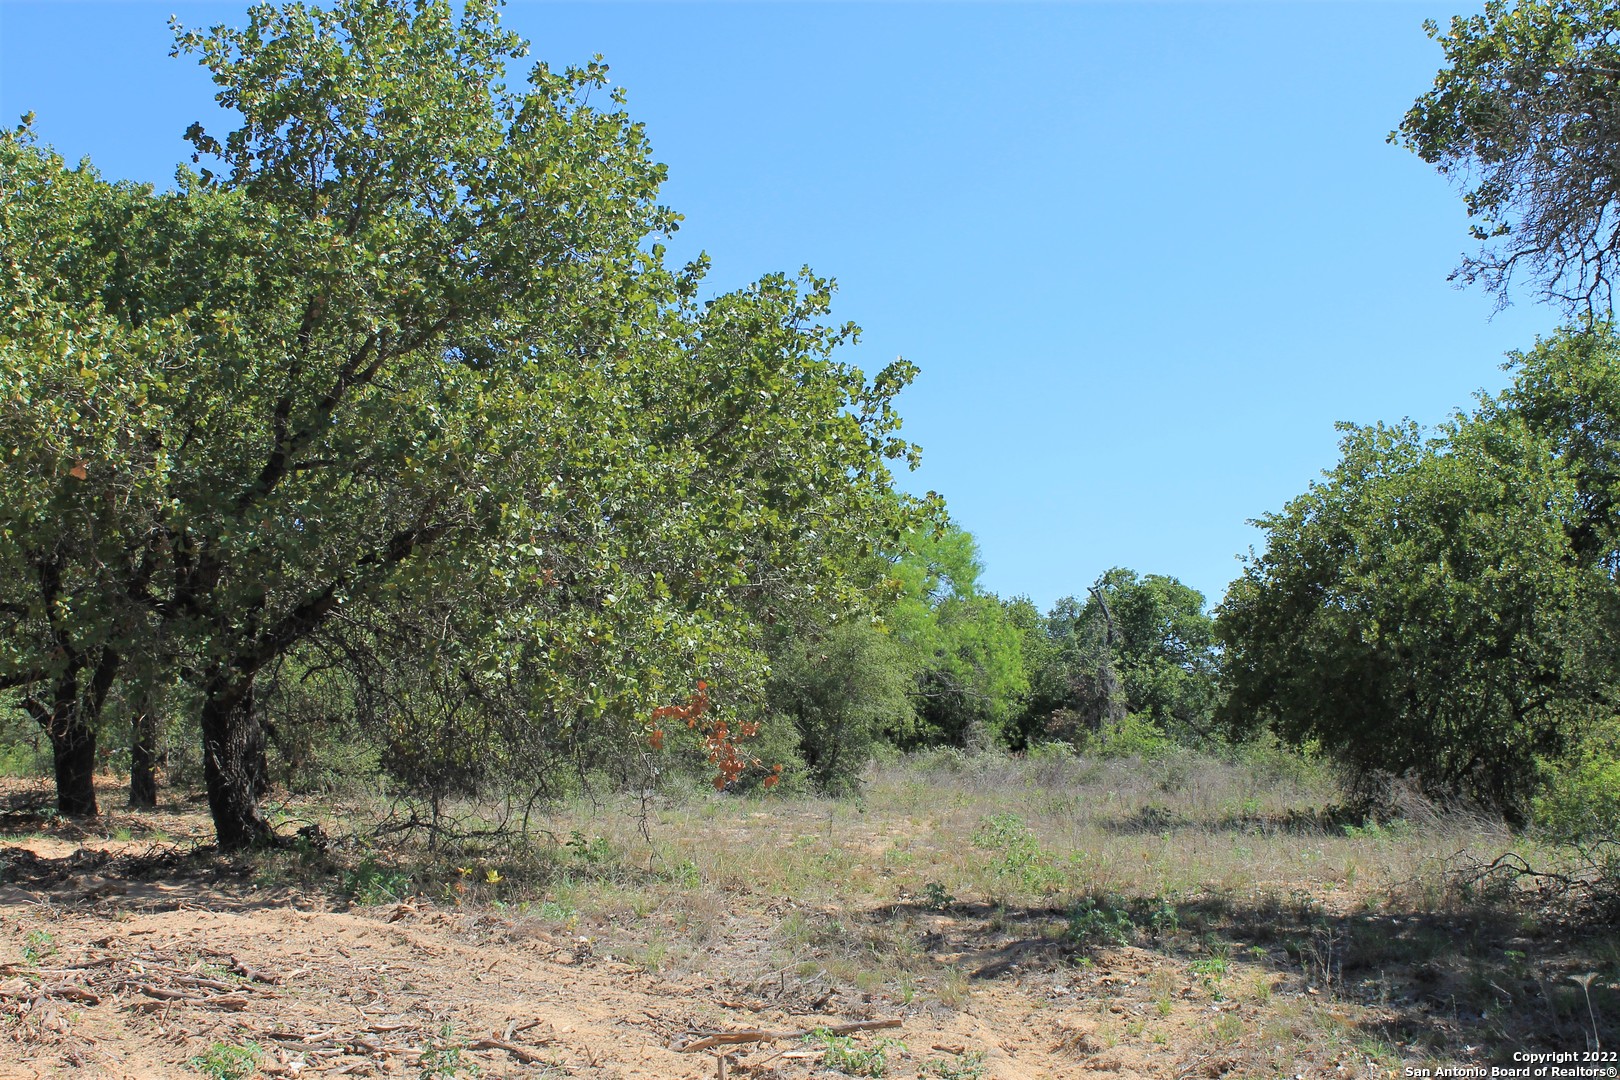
867, 884, 1617, 1067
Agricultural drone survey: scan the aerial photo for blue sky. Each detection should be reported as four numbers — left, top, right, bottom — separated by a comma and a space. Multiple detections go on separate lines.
0, 1, 1562, 611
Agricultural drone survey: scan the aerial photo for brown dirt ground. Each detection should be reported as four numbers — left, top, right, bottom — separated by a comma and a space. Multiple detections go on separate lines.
0, 778, 1524, 1080
0, 855, 1206, 1079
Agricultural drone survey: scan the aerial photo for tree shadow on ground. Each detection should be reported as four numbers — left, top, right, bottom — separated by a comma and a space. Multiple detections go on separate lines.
867, 886, 1618, 1068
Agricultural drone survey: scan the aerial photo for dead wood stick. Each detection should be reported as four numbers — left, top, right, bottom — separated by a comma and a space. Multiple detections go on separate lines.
230, 959, 281, 984
203, 995, 249, 1011
678, 1018, 903, 1053
0, 960, 115, 975
465, 1038, 553, 1064
0, 981, 101, 1005
134, 983, 197, 1001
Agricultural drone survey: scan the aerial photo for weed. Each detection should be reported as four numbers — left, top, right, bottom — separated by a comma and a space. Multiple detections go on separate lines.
920, 882, 955, 910
418, 1023, 479, 1079
188, 1041, 262, 1080
565, 830, 613, 864
972, 813, 1065, 894
343, 857, 411, 905
807, 1029, 905, 1077
1064, 897, 1135, 948
21, 930, 56, 965
920, 1049, 986, 1079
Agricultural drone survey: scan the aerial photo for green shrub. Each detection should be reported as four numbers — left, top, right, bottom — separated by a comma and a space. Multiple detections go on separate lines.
1535, 717, 1620, 846
1096, 714, 1173, 759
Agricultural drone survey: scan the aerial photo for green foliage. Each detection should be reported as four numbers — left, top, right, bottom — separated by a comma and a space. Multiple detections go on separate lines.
920, 1050, 987, 1080
972, 812, 1064, 893
806, 1030, 905, 1078
885, 526, 1030, 747
21, 930, 56, 965
765, 618, 915, 795
2, 0, 927, 844
188, 1041, 262, 1080
1063, 897, 1136, 948
418, 1024, 479, 1080
1534, 715, 1620, 846
1398, 0, 1620, 311
1022, 570, 1218, 748
1094, 714, 1175, 760
343, 857, 411, 905
565, 831, 614, 865
1217, 332, 1620, 819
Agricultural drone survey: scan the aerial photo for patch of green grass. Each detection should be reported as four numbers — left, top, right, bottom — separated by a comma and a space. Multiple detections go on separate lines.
342, 857, 411, 905
188, 1041, 262, 1080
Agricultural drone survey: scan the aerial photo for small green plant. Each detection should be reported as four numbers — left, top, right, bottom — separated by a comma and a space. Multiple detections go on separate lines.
188, 1040, 262, 1080
565, 830, 613, 864
807, 1029, 905, 1077
343, 858, 411, 905
920, 1049, 987, 1079
1189, 955, 1229, 998
920, 882, 955, 910
972, 813, 1063, 893
1064, 897, 1135, 948
21, 929, 56, 965
418, 1023, 479, 1079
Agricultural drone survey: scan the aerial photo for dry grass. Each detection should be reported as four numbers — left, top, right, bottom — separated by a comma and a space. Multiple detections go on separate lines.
3, 747, 1616, 1078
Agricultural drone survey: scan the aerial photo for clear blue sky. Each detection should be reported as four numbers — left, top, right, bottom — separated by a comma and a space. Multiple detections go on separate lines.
0, 1, 1563, 612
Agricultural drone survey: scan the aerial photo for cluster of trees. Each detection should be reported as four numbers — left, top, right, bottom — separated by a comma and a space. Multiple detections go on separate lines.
1213, 0, 1620, 830
8, 0, 1620, 851
756, 530, 1225, 795
1218, 331, 1620, 822
0, 0, 931, 847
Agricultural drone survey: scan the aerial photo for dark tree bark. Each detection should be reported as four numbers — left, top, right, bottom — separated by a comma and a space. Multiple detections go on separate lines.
200, 677, 278, 850
49, 712, 99, 817
129, 711, 159, 810
23, 690, 98, 818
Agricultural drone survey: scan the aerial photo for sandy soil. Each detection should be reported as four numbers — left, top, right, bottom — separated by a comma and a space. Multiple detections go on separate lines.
0, 804, 1276, 1080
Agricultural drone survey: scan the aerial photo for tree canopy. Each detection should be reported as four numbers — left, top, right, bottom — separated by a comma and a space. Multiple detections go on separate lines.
1217, 328, 1620, 817
0, 0, 925, 846
1400, 0, 1620, 313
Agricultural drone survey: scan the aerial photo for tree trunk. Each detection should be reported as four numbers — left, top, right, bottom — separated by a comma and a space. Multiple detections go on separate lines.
200, 678, 278, 850
23, 681, 99, 819
50, 711, 99, 818
129, 711, 159, 810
